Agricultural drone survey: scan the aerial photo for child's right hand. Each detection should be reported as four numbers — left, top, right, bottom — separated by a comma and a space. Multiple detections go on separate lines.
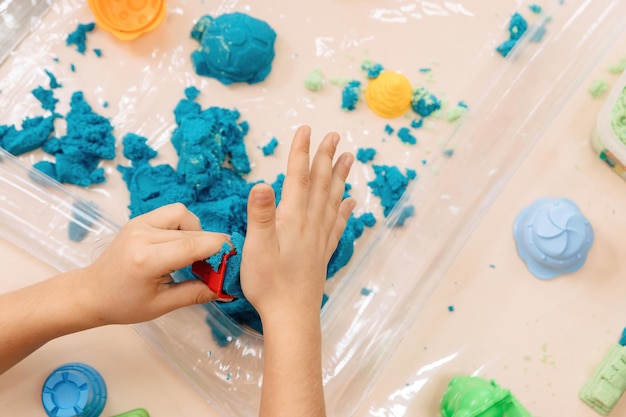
240, 125, 355, 324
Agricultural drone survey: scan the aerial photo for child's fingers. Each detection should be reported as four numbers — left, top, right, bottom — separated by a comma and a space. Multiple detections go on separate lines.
322, 152, 354, 235
152, 233, 232, 273
326, 197, 356, 260
280, 125, 312, 212
156, 280, 220, 312
135, 202, 202, 231
147, 229, 229, 246
246, 183, 278, 246
309, 131, 340, 223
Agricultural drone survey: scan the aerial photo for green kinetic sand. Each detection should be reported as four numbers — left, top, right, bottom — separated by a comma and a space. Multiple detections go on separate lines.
589, 79, 609, 98
304, 67, 324, 91
611, 85, 626, 145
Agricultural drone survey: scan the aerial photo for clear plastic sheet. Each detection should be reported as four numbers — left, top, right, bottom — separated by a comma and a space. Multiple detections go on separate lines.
0, 0, 51, 64
590, 69, 626, 180
0, 147, 119, 272
1, 1, 626, 417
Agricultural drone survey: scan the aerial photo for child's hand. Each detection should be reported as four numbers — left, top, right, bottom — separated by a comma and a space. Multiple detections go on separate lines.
240, 125, 355, 323
80, 203, 229, 325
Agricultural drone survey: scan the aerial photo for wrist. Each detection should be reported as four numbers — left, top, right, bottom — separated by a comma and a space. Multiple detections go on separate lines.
59, 268, 109, 329
258, 299, 321, 325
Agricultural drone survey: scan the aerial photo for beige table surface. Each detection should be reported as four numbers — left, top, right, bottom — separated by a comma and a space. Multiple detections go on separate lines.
1, 1, 626, 416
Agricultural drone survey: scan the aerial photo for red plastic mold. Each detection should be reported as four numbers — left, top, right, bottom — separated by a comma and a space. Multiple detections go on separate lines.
191, 250, 237, 301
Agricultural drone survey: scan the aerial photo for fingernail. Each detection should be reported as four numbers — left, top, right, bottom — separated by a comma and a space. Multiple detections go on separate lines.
253, 187, 273, 204
344, 153, 354, 168
332, 133, 340, 146
300, 125, 311, 137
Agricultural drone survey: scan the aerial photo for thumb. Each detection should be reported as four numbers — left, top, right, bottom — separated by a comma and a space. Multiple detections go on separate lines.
247, 183, 277, 241
158, 280, 219, 312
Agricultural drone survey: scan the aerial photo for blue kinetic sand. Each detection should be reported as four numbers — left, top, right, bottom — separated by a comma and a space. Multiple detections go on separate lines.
191, 12, 276, 85
41, 362, 107, 417
261, 137, 279, 156
341, 80, 362, 111
367, 165, 417, 217
122, 88, 375, 338
513, 197, 594, 279
0, 116, 55, 156
496, 13, 528, 57
411, 87, 442, 117
66, 22, 95, 54
397, 127, 417, 145
356, 147, 376, 163
33, 91, 116, 187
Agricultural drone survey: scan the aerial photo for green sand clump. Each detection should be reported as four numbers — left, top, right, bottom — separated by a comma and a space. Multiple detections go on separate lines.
589, 79, 609, 98
611, 85, 626, 145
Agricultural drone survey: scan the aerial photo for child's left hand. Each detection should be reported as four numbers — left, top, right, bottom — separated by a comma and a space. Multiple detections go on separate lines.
80, 203, 229, 325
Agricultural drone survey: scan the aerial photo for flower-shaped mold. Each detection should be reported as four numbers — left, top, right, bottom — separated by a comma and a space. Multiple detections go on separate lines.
513, 197, 594, 279
88, 0, 166, 41
365, 71, 412, 118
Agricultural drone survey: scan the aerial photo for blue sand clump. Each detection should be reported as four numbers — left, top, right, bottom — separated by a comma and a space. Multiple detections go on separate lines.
68, 201, 98, 242
119, 89, 376, 340
0, 116, 55, 156
32, 160, 57, 179
411, 87, 442, 117
507, 12, 528, 41
411, 118, 424, 129
121, 133, 158, 164
119, 164, 197, 219
356, 147, 376, 163
327, 212, 376, 278
40, 92, 115, 187
343, 183, 352, 199
496, 12, 528, 57
66, 22, 95, 54
384, 124, 394, 135
208, 241, 234, 272
341, 80, 362, 111
171, 88, 251, 193
218, 232, 246, 299
32, 86, 58, 113
191, 12, 276, 85
361, 287, 373, 296
367, 165, 417, 217
45, 70, 62, 89
397, 127, 417, 145
496, 40, 517, 58
363, 62, 384, 79
261, 137, 279, 156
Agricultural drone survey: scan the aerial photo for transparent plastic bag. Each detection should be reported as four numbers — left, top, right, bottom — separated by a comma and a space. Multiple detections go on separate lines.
2, 1, 626, 417
0, 0, 51, 65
